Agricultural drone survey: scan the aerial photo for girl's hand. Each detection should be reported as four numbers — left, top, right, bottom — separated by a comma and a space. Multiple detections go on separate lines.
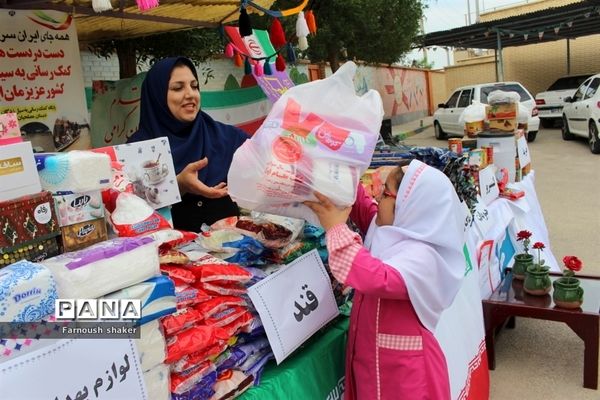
176, 157, 228, 198
304, 192, 351, 231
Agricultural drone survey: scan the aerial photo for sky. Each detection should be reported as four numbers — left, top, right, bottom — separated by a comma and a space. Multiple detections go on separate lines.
408, 0, 530, 68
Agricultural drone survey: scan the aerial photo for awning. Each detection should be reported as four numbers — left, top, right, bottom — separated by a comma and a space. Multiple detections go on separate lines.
417, 0, 600, 49
1, 0, 276, 43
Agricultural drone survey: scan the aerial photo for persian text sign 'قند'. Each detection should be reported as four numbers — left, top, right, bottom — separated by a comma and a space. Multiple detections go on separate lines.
248, 249, 339, 364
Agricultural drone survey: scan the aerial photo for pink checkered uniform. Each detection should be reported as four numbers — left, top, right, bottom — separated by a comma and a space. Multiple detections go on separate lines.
327, 160, 465, 400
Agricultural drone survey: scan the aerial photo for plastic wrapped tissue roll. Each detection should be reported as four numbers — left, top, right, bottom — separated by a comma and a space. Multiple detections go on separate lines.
35, 151, 112, 194
136, 319, 167, 372
41, 237, 159, 299
143, 363, 170, 400
0, 260, 58, 322
104, 275, 176, 325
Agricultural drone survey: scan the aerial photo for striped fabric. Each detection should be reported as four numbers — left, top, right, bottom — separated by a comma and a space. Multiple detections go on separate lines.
377, 333, 423, 351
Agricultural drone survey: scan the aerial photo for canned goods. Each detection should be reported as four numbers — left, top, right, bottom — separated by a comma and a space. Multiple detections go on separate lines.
482, 146, 494, 165
448, 139, 463, 155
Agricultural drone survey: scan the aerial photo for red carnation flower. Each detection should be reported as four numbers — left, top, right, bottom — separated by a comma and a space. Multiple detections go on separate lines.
532, 242, 545, 250
563, 256, 583, 273
516, 230, 532, 241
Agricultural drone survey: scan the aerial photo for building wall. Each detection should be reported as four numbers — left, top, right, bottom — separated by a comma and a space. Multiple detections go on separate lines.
443, 60, 497, 97
429, 70, 448, 108
479, 0, 581, 21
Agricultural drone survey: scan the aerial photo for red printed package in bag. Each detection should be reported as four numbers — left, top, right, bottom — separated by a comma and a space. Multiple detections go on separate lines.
221, 311, 254, 337
171, 342, 228, 373
154, 229, 198, 250
175, 285, 211, 308
193, 263, 252, 285
205, 306, 248, 328
161, 264, 196, 286
110, 193, 171, 236
196, 281, 247, 297
159, 249, 190, 265
171, 360, 215, 394
165, 325, 229, 364
194, 296, 247, 320
162, 307, 203, 336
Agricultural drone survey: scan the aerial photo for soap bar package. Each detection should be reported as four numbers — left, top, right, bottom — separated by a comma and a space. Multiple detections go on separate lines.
0, 113, 23, 145
53, 190, 105, 227
0, 141, 42, 202
60, 218, 108, 252
0, 191, 61, 267
0, 260, 58, 322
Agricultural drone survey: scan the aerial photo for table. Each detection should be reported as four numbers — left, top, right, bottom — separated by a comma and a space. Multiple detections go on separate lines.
482, 272, 600, 389
239, 317, 348, 400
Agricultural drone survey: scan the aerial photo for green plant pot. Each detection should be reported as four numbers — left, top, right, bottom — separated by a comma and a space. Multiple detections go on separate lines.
513, 253, 534, 280
553, 277, 584, 309
523, 265, 551, 296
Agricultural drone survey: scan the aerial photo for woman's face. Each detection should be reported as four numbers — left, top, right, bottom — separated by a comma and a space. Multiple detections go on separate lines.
375, 170, 399, 226
167, 65, 200, 123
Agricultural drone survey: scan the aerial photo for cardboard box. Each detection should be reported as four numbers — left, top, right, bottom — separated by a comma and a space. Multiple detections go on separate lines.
0, 113, 22, 145
488, 118, 517, 132
53, 191, 104, 227
486, 103, 517, 133
0, 141, 42, 202
60, 218, 108, 252
0, 191, 61, 266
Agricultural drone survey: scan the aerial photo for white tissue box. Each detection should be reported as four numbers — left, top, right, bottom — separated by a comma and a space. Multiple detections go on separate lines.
0, 260, 58, 322
0, 141, 42, 202
53, 191, 105, 227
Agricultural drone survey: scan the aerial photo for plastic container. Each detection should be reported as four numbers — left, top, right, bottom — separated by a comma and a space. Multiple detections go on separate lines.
477, 132, 516, 182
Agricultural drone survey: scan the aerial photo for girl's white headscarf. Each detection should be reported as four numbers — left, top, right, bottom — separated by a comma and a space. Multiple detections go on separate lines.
364, 160, 465, 332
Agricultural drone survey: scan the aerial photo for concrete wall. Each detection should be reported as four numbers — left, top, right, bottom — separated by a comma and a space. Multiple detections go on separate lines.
429, 70, 448, 108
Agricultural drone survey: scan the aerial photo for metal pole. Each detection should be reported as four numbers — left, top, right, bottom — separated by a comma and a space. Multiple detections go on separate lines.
475, 0, 480, 23
494, 48, 498, 81
497, 31, 504, 81
466, 0, 472, 25
566, 38, 571, 75
446, 47, 451, 66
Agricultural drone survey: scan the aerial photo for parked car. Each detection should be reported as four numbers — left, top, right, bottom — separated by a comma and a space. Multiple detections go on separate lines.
535, 74, 593, 128
561, 73, 600, 154
433, 81, 540, 142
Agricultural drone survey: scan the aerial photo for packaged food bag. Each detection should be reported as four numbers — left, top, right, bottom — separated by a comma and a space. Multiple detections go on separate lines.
459, 101, 487, 137
228, 61, 383, 224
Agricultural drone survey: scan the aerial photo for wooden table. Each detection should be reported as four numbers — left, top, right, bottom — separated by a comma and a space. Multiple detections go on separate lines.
482, 272, 600, 390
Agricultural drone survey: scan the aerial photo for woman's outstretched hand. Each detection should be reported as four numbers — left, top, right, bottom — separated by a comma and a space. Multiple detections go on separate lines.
304, 192, 351, 231
176, 157, 228, 198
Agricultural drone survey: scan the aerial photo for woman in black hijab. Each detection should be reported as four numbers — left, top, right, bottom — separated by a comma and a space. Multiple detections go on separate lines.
128, 56, 248, 231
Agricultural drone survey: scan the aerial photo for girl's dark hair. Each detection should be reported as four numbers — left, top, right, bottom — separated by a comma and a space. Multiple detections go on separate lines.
391, 159, 413, 190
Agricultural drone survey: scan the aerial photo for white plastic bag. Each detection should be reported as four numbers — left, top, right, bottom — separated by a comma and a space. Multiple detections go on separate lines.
487, 90, 520, 105
228, 61, 383, 224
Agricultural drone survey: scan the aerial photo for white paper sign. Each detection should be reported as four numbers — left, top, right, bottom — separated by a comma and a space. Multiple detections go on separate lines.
0, 338, 147, 400
248, 249, 339, 364
473, 196, 493, 236
516, 136, 531, 168
478, 165, 499, 206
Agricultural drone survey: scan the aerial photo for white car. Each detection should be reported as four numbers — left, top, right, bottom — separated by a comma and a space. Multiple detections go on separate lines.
433, 81, 540, 142
561, 73, 600, 154
535, 74, 592, 128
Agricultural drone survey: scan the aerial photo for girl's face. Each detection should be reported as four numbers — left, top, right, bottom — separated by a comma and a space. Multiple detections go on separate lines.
375, 169, 399, 226
167, 65, 200, 123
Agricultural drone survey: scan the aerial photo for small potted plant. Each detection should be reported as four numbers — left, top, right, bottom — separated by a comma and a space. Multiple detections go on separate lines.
513, 230, 534, 280
524, 241, 551, 295
553, 256, 584, 309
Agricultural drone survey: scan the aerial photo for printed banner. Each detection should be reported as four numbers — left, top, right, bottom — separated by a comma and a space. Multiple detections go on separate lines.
224, 26, 295, 103
0, 9, 88, 152
0, 338, 147, 399
90, 75, 270, 147
247, 249, 339, 364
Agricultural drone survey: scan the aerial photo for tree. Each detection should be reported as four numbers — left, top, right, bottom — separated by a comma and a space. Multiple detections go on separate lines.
88, 28, 224, 79
255, 0, 424, 72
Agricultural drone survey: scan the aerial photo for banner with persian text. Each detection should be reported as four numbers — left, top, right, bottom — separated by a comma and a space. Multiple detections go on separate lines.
0, 9, 88, 152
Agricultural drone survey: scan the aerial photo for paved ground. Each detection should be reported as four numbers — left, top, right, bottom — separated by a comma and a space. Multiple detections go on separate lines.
395, 123, 600, 399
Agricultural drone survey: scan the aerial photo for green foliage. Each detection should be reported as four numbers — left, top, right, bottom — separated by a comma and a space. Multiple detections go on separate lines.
88, 28, 224, 67
254, 0, 424, 69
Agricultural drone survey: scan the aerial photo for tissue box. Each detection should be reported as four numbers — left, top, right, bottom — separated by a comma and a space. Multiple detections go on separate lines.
0, 191, 61, 266
60, 218, 108, 252
0, 141, 42, 202
53, 191, 105, 227
0, 260, 58, 322
0, 113, 22, 145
